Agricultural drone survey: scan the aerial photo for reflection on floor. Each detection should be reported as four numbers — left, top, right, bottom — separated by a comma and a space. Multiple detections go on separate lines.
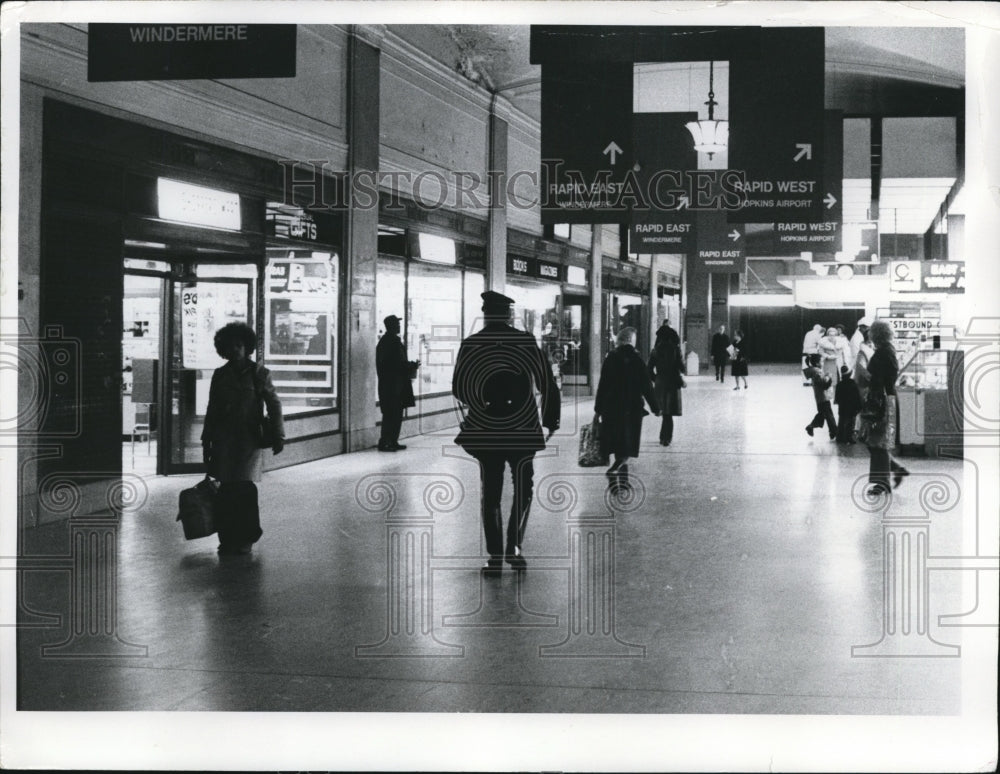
20, 365, 970, 713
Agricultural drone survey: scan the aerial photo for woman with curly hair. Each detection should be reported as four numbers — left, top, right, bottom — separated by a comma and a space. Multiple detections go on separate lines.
862, 320, 909, 495
201, 322, 284, 555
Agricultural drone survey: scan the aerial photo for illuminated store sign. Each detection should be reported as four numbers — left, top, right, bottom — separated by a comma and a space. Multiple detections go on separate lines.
890, 261, 965, 294
157, 178, 241, 231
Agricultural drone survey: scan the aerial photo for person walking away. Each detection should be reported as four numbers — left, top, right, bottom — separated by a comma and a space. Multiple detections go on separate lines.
596, 327, 660, 489
803, 353, 837, 440
647, 322, 685, 446
862, 320, 910, 494
730, 329, 749, 390
711, 325, 731, 383
453, 291, 560, 577
202, 322, 284, 555
801, 323, 824, 385
376, 314, 420, 452
834, 365, 862, 444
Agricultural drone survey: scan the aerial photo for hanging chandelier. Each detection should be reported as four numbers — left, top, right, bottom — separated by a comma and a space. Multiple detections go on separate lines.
685, 61, 729, 159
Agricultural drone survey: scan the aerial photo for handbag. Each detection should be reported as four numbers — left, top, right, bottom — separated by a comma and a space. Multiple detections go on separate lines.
857, 388, 888, 444
177, 476, 219, 540
578, 418, 609, 467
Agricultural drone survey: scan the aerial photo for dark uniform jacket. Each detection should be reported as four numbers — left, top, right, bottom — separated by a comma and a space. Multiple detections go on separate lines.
376, 332, 416, 408
647, 328, 684, 417
202, 360, 284, 483
596, 344, 660, 458
711, 331, 731, 362
453, 322, 560, 453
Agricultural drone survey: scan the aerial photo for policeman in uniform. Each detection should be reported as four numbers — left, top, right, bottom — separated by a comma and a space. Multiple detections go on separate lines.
453, 291, 560, 577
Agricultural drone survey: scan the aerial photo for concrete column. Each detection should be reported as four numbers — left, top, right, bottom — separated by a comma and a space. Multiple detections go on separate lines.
685, 261, 710, 371
947, 214, 964, 260
487, 96, 510, 293
588, 229, 603, 392
343, 27, 384, 452
648, 261, 658, 349
709, 272, 732, 338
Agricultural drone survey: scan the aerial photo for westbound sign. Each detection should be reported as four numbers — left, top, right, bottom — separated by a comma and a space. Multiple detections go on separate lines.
728, 28, 828, 223
88, 24, 297, 81
770, 111, 845, 255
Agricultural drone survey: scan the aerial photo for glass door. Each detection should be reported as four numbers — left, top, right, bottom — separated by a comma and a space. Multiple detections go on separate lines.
165, 263, 258, 473
122, 272, 166, 476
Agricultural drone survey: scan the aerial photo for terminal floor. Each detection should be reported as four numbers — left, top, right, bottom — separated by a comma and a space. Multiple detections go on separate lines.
18, 365, 969, 714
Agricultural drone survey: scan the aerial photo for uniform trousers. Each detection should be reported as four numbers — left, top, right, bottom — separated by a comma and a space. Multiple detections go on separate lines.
475, 449, 535, 559
379, 401, 404, 447
216, 482, 263, 548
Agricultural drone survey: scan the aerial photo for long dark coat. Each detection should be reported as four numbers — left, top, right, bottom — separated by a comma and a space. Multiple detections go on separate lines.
711, 331, 731, 365
647, 330, 684, 417
202, 359, 284, 483
376, 332, 416, 408
452, 321, 561, 454
595, 344, 660, 458
730, 337, 749, 377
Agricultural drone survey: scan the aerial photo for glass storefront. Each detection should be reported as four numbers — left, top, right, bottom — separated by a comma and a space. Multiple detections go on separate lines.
374, 236, 486, 402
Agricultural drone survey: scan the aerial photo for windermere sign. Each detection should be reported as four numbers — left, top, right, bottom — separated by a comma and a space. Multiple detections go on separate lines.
88, 24, 296, 81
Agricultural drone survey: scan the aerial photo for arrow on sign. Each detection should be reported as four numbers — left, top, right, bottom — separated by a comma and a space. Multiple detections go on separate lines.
793, 143, 812, 162
728, 230, 741, 242
824, 193, 837, 209
677, 194, 690, 211
603, 141, 623, 165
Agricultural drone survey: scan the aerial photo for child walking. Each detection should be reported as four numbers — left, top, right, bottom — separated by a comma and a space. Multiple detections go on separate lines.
834, 365, 862, 444
804, 353, 838, 440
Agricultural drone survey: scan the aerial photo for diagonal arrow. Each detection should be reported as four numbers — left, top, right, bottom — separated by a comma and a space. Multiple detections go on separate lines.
603, 141, 623, 165
794, 143, 812, 162
677, 194, 690, 211
824, 193, 837, 209
728, 229, 741, 242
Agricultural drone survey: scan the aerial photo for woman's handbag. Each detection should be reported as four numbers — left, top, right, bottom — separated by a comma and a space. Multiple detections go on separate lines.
857, 387, 890, 445
578, 418, 609, 467
177, 476, 219, 540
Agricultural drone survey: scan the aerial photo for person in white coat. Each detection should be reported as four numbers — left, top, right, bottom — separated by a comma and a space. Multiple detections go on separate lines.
850, 316, 873, 367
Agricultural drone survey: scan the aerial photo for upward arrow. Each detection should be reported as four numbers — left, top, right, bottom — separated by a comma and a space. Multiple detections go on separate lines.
603, 141, 623, 165
794, 143, 812, 162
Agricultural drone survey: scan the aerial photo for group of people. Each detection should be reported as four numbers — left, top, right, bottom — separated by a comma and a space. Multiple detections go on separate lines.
710, 324, 750, 389
801, 317, 910, 495
198, 298, 909, 571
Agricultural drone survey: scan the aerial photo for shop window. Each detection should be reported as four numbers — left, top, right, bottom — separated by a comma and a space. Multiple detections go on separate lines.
376, 256, 407, 338
408, 262, 463, 397
264, 249, 338, 414
463, 271, 485, 335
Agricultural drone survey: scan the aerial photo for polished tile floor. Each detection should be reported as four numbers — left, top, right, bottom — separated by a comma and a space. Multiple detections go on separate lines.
17, 365, 973, 714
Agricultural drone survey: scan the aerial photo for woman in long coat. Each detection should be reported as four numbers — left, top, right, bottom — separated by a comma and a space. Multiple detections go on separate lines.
862, 320, 909, 495
202, 322, 284, 555
595, 327, 660, 486
647, 322, 685, 446
730, 329, 749, 390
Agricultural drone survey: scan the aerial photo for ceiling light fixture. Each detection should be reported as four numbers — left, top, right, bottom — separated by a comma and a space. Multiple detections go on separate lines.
685, 61, 729, 159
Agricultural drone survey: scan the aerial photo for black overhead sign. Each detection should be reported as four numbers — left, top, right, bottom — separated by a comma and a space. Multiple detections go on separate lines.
540, 62, 634, 224
629, 112, 698, 254
530, 26, 761, 64
507, 254, 565, 282
88, 24, 297, 81
770, 111, 845, 255
727, 28, 827, 223
695, 211, 745, 273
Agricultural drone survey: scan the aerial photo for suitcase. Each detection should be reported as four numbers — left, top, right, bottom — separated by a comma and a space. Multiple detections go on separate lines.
177, 477, 219, 540
578, 418, 609, 467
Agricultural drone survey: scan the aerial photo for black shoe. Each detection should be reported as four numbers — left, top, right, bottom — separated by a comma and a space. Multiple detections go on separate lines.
392, 443, 407, 450
660, 441, 671, 446
805, 425, 814, 437
377, 443, 397, 452
481, 559, 502, 578
505, 550, 527, 571
218, 543, 252, 556
893, 468, 910, 489
867, 484, 890, 497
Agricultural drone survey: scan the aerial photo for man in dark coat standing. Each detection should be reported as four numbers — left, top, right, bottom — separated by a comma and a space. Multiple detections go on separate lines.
376, 314, 418, 452
453, 291, 560, 577
711, 324, 731, 382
